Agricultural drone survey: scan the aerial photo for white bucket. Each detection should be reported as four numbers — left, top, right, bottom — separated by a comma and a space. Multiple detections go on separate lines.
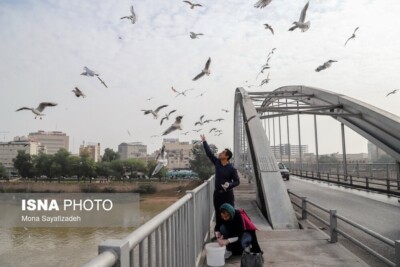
205, 242, 226, 267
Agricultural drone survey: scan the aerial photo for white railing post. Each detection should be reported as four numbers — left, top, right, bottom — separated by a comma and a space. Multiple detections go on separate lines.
98, 239, 130, 267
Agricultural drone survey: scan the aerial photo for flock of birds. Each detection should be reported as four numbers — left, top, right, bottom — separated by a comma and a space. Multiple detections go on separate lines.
13, 0, 399, 176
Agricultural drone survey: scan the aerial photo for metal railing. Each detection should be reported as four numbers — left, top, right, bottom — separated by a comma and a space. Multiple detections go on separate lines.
83, 176, 215, 267
288, 163, 400, 196
288, 189, 400, 267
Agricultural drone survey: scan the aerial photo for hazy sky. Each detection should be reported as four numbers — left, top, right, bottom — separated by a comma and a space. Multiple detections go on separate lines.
0, 0, 399, 156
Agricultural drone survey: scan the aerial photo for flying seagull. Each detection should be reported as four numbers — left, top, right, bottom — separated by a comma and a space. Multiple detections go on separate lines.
259, 73, 270, 86
254, 0, 272, 9
190, 32, 204, 39
162, 116, 183, 136
160, 110, 177, 125
181, 131, 190, 135
344, 27, 359, 47
72, 87, 86, 98
142, 105, 168, 119
183, 1, 202, 9
150, 135, 159, 138
288, 1, 310, 32
196, 91, 206, 97
193, 57, 211, 81
209, 128, 217, 133
315, 60, 337, 72
194, 115, 205, 126
192, 129, 202, 132
214, 118, 224, 122
386, 89, 399, 97
171, 87, 194, 97
146, 97, 154, 101
151, 145, 168, 177
221, 109, 229, 113
127, 130, 131, 136
120, 5, 137, 24
81, 66, 108, 88
264, 24, 274, 34
256, 65, 270, 80
266, 48, 276, 59
16, 102, 57, 119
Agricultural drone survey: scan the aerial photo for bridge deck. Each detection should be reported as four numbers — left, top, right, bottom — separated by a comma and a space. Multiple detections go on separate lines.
202, 176, 369, 267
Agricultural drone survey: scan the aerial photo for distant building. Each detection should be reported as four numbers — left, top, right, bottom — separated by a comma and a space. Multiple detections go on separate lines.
163, 138, 194, 170
79, 142, 101, 162
332, 152, 369, 163
0, 136, 39, 170
28, 130, 69, 155
368, 141, 388, 162
270, 144, 309, 157
118, 142, 147, 160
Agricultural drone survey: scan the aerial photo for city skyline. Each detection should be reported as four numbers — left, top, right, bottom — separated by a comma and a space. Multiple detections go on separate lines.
1, 0, 399, 156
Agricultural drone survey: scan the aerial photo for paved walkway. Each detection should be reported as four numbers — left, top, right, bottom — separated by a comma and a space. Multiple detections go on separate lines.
203, 177, 370, 267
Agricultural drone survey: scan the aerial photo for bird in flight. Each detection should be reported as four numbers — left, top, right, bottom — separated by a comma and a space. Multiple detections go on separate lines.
127, 130, 131, 136
196, 91, 206, 97
147, 97, 154, 101
209, 128, 217, 133
214, 118, 224, 122
344, 27, 359, 47
190, 32, 204, 39
254, 0, 272, 8
162, 116, 183, 136
142, 105, 168, 119
288, 1, 310, 32
264, 24, 274, 34
120, 5, 137, 24
259, 73, 271, 86
221, 109, 229, 113
171, 87, 194, 97
192, 129, 202, 132
386, 89, 399, 97
152, 145, 168, 177
194, 115, 205, 126
315, 60, 337, 72
181, 131, 190, 135
72, 87, 86, 98
81, 66, 108, 88
183, 1, 202, 9
193, 57, 211, 81
150, 135, 159, 138
160, 110, 177, 125
16, 102, 57, 119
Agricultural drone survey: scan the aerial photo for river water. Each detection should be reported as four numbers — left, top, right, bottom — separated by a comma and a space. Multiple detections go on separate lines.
0, 200, 173, 267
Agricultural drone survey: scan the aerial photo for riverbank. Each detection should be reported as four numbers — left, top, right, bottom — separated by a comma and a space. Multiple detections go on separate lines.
0, 179, 202, 194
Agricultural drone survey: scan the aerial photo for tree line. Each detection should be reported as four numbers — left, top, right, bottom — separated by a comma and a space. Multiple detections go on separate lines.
1, 143, 217, 181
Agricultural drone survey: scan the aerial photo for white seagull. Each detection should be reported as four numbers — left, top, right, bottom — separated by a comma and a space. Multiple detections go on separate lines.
162, 116, 183, 136
72, 87, 86, 98
315, 60, 337, 72
183, 1, 202, 9
171, 87, 194, 97
259, 73, 270, 86
344, 27, 359, 47
120, 5, 137, 24
264, 24, 274, 34
254, 0, 272, 8
151, 145, 168, 177
386, 89, 399, 97
160, 110, 177, 125
288, 1, 310, 32
194, 115, 205, 126
16, 102, 57, 119
81, 66, 108, 88
221, 109, 229, 113
142, 105, 168, 119
193, 57, 211, 81
190, 32, 204, 39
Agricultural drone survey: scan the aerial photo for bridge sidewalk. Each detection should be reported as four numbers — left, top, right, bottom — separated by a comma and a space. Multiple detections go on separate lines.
202, 178, 369, 267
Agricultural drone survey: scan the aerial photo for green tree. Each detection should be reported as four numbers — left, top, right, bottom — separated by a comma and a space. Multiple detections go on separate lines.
32, 152, 53, 177
189, 143, 217, 180
0, 163, 7, 178
96, 161, 112, 177
13, 150, 35, 178
319, 154, 339, 163
80, 155, 96, 181
110, 160, 125, 178
102, 148, 120, 162
52, 149, 71, 177
124, 158, 148, 178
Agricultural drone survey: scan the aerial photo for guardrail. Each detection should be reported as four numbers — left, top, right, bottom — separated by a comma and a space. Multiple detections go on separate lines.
288, 163, 400, 196
288, 189, 400, 267
83, 176, 215, 267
